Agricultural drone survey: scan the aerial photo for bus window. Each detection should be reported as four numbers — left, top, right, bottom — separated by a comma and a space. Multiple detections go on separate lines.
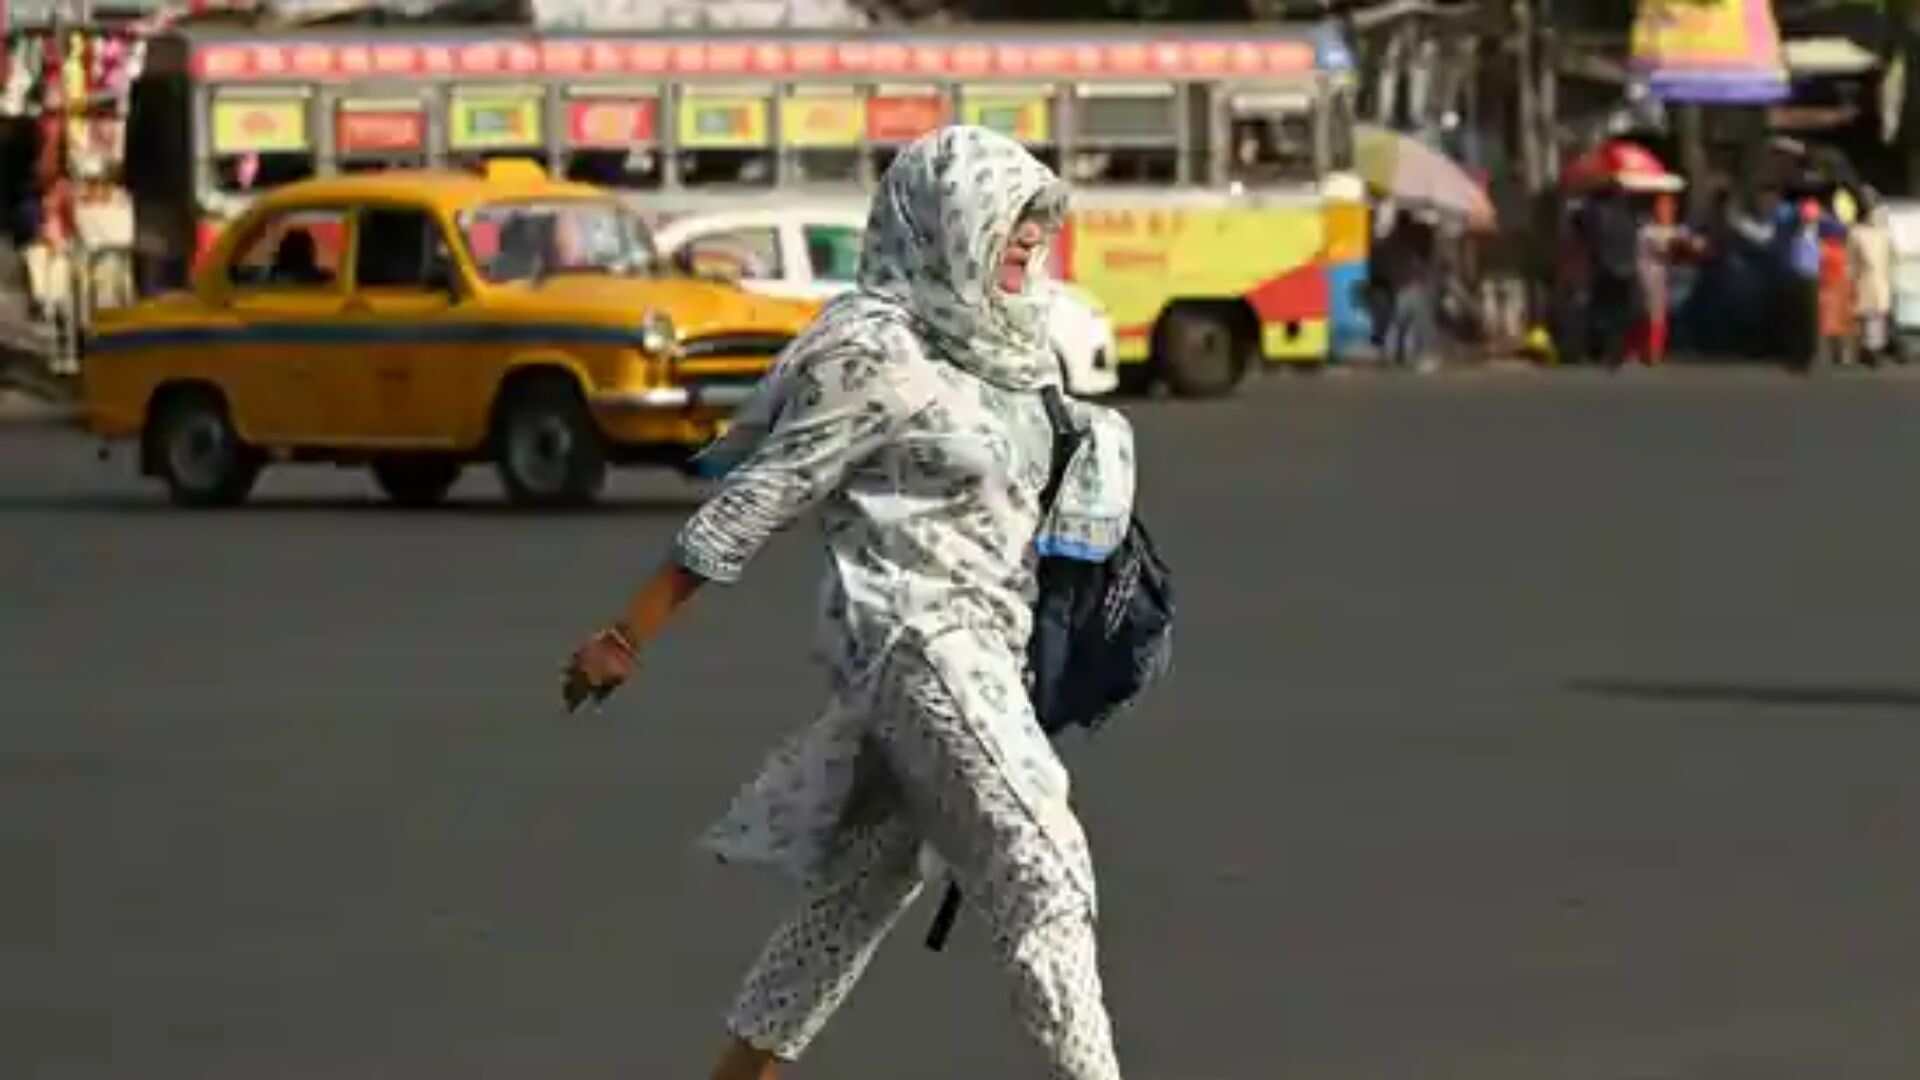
782, 87, 864, 185
678, 87, 774, 187
1228, 90, 1317, 186
563, 92, 663, 190
1070, 84, 1178, 185
214, 152, 315, 192
565, 149, 663, 189
210, 92, 316, 195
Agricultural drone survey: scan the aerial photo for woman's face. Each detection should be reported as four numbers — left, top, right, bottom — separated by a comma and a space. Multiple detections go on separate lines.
997, 217, 1046, 293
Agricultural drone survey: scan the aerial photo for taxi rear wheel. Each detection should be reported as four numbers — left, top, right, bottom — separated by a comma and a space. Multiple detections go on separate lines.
371, 457, 463, 508
493, 378, 606, 507
151, 388, 261, 508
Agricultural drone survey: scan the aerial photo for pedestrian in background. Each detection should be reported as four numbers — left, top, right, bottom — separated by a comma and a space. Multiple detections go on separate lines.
1626, 192, 1692, 366
1382, 211, 1439, 373
1849, 187, 1894, 366
1779, 196, 1824, 373
1817, 194, 1855, 367
561, 125, 1133, 1080
1577, 183, 1641, 369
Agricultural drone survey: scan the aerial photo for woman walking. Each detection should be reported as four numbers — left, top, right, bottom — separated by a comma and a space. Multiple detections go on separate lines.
1850, 188, 1894, 366
562, 125, 1134, 1080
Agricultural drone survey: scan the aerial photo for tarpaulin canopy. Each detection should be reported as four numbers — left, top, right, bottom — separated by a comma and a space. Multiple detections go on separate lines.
1630, 0, 1789, 104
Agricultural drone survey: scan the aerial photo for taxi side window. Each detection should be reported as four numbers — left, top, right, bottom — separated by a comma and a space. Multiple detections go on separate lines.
355, 207, 455, 290
229, 209, 346, 289
681, 226, 782, 282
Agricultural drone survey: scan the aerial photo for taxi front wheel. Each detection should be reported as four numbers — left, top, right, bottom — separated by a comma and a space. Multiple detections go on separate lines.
151, 388, 261, 508
493, 378, 607, 507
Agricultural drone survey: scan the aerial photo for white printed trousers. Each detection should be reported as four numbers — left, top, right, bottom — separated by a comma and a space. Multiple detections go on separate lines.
726, 644, 1121, 1080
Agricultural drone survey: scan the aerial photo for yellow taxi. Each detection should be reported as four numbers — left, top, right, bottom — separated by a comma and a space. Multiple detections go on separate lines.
81, 161, 816, 507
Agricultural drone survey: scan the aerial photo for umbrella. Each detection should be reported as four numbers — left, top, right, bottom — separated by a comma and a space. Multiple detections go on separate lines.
1352, 124, 1496, 231
1561, 140, 1684, 194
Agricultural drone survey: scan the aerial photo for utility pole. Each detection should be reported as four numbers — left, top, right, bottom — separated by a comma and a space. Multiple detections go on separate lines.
1514, 0, 1539, 195
1536, 0, 1556, 188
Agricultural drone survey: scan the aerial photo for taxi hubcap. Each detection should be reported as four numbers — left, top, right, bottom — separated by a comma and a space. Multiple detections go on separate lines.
170, 415, 229, 487
510, 414, 573, 493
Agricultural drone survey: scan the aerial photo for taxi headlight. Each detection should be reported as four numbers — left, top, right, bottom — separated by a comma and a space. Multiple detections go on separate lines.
639, 310, 677, 357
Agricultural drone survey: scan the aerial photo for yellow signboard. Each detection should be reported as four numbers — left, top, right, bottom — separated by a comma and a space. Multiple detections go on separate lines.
211, 99, 309, 154
780, 95, 864, 147
678, 96, 770, 149
961, 94, 1051, 143
449, 94, 543, 149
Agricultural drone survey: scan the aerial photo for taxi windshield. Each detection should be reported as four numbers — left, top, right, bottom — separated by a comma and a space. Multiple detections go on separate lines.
458, 199, 659, 283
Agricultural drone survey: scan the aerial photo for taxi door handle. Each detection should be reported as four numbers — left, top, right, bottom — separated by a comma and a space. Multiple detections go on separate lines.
343, 298, 370, 314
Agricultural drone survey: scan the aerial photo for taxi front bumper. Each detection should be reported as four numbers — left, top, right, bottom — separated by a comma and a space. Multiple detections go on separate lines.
589, 383, 758, 411
587, 380, 756, 460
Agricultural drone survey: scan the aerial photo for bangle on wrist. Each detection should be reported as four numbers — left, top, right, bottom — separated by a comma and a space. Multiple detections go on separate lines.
604, 621, 639, 658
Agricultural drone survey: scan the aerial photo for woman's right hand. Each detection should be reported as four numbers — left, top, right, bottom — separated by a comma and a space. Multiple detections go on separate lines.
561, 561, 706, 713
561, 626, 638, 712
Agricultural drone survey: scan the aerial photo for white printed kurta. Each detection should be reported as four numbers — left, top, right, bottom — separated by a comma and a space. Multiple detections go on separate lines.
670, 126, 1133, 1079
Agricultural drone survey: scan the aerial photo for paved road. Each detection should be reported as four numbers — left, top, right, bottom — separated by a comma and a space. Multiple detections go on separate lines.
7, 366, 1920, 1079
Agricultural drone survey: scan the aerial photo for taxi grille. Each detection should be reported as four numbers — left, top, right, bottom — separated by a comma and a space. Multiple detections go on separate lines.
678, 333, 792, 361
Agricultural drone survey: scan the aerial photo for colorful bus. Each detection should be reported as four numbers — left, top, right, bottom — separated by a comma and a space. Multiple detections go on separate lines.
125, 22, 1367, 397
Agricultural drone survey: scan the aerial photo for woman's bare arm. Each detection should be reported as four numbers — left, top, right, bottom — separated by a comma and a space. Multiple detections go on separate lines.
616, 560, 706, 649
562, 561, 705, 709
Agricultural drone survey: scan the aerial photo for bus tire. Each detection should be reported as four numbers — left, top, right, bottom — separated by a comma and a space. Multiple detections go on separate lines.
1115, 360, 1157, 396
1157, 304, 1253, 399
149, 385, 261, 508
492, 375, 606, 507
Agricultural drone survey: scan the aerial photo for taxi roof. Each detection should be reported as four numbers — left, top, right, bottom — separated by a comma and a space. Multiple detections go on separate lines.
252, 166, 609, 215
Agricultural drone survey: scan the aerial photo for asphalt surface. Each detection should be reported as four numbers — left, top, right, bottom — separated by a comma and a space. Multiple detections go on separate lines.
7, 365, 1920, 1079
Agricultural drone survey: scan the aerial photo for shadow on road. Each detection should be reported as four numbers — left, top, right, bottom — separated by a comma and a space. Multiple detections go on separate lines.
0, 493, 701, 517
1567, 679, 1920, 709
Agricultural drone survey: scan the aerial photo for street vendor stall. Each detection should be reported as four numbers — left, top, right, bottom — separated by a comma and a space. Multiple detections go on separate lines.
1, 18, 151, 373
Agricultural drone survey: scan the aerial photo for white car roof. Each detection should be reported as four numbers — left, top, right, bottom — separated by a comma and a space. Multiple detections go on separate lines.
653, 205, 868, 247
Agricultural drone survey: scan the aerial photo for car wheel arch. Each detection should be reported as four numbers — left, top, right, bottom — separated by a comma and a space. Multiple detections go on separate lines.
488, 361, 592, 440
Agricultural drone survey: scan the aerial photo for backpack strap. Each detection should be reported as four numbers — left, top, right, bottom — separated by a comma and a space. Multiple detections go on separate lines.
927, 385, 1083, 954
1038, 385, 1083, 514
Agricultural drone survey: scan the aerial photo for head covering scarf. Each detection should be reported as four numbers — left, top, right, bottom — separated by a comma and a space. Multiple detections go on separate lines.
856, 124, 1069, 391
694, 126, 1070, 473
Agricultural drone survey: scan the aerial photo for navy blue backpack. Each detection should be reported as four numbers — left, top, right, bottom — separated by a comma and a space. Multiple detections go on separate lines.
925, 387, 1174, 950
